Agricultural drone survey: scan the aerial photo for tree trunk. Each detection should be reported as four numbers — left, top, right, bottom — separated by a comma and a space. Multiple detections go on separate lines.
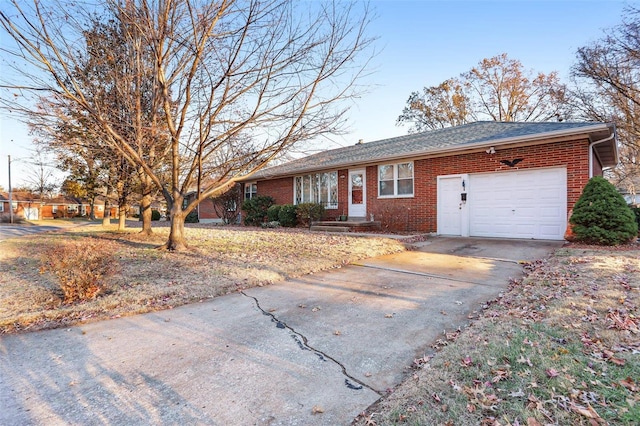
118, 204, 127, 231
139, 179, 153, 235
102, 200, 111, 226
89, 196, 96, 221
163, 205, 188, 251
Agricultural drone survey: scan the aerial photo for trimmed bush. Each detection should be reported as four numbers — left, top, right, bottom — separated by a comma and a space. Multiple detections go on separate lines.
242, 195, 274, 226
278, 204, 298, 227
185, 210, 199, 223
42, 238, 118, 303
296, 202, 326, 227
267, 204, 282, 222
570, 176, 638, 245
151, 209, 161, 221
632, 207, 640, 232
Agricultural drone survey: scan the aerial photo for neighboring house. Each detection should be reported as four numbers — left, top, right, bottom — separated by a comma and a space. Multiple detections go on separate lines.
238, 121, 618, 240
0, 192, 118, 221
0, 192, 42, 221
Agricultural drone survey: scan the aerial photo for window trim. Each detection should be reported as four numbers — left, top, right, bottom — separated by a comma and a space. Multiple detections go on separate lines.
244, 182, 257, 200
377, 161, 415, 198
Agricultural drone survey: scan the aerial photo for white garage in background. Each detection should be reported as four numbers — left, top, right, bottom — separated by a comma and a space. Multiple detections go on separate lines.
438, 167, 567, 240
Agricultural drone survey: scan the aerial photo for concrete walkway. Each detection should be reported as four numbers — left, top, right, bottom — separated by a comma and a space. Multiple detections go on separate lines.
0, 237, 563, 425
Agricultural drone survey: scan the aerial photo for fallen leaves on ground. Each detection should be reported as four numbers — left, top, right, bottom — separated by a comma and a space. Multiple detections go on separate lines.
354, 244, 640, 425
0, 223, 407, 333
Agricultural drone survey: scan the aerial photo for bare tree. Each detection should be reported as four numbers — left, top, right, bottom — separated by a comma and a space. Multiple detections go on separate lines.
1, 0, 374, 250
572, 6, 640, 193
22, 145, 58, 199
398, 53, 572, 132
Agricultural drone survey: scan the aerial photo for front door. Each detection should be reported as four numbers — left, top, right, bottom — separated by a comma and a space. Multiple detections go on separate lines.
348, 169, 366, 218
437, 175, 464, 236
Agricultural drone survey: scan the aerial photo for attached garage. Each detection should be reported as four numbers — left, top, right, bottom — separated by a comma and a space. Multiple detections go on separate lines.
438, 167, 567, 240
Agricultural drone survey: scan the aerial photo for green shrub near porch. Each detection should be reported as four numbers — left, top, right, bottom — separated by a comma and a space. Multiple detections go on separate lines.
278, 204, 298, 227
295, 203, 325, 227
242, 196, 274, 226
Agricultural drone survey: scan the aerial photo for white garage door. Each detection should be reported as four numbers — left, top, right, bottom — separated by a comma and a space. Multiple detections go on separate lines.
469, 167, 567, 240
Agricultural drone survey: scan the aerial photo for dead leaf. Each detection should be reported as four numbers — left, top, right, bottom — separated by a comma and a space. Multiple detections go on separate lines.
570, 402, 605, 424
546, 368, 559, 378
620, 377, 637, 392
334, 330, 341, 336
461, 356, 473, 367
311, 405, 324, 414
527, 417, 542, 426
384, 313, 394, 318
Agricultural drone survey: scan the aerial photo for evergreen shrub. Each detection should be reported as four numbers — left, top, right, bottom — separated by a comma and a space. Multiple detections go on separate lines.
267, 205, 282, 222
296, 203, 325, 227
242, 196, 274, 226
278, 204, 298, 227
570, 176, 638, 245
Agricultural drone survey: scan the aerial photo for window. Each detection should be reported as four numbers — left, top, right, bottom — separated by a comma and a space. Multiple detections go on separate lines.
294, 171, 338, 208
378, 162, 414, 197
0, 202, 3, 212
52, 205, 58, 213
245, 182, 257, 200
67, 205, 77, 212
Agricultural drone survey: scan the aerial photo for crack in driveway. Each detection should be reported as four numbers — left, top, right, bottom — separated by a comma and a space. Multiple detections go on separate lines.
241, 291, 384, 396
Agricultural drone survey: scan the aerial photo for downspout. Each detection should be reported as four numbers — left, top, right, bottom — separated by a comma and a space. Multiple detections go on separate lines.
589, 130, 616, 178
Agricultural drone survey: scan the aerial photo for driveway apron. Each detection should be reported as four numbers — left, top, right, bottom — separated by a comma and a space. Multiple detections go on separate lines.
0, 237, 562, 425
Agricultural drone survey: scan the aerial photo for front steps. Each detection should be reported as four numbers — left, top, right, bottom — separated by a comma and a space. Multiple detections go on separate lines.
309, 219, 381, 233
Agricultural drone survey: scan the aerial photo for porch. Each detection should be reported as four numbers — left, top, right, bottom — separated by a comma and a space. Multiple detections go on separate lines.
309, 217, 381, 233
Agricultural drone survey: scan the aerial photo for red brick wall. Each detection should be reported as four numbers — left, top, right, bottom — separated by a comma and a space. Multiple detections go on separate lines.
255, 138, 593, 232
257, 178, 294, 205
198, 198, 221, 220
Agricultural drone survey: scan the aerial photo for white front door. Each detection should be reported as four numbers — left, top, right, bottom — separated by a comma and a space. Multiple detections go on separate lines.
437, 175, 466, 236
348, 169, 366, 218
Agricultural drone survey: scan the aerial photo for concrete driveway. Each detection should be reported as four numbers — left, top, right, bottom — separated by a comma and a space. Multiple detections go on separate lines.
0, 237, 563, 425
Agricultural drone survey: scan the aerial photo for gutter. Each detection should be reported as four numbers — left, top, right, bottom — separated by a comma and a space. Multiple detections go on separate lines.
588, 126, 616, 178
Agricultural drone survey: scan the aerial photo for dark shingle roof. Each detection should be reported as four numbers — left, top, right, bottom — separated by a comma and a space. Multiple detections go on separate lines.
248, 121, 612, 180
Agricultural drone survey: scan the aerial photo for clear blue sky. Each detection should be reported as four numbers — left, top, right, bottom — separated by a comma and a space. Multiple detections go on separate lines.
0, 0, 632, 189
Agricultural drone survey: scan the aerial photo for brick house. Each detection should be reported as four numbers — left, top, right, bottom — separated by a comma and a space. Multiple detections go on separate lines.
238, 121, 618, 240
0, 192, 118, 221
0, 192, 42, 221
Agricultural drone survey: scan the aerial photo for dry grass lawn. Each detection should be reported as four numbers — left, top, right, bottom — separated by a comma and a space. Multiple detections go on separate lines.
0, 223, 407, 334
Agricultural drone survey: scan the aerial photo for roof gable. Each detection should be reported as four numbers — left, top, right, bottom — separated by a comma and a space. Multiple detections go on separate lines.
246, 121, 615, 180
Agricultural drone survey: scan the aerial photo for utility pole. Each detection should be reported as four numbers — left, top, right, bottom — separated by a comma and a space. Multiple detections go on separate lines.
8, 155, 13, 224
